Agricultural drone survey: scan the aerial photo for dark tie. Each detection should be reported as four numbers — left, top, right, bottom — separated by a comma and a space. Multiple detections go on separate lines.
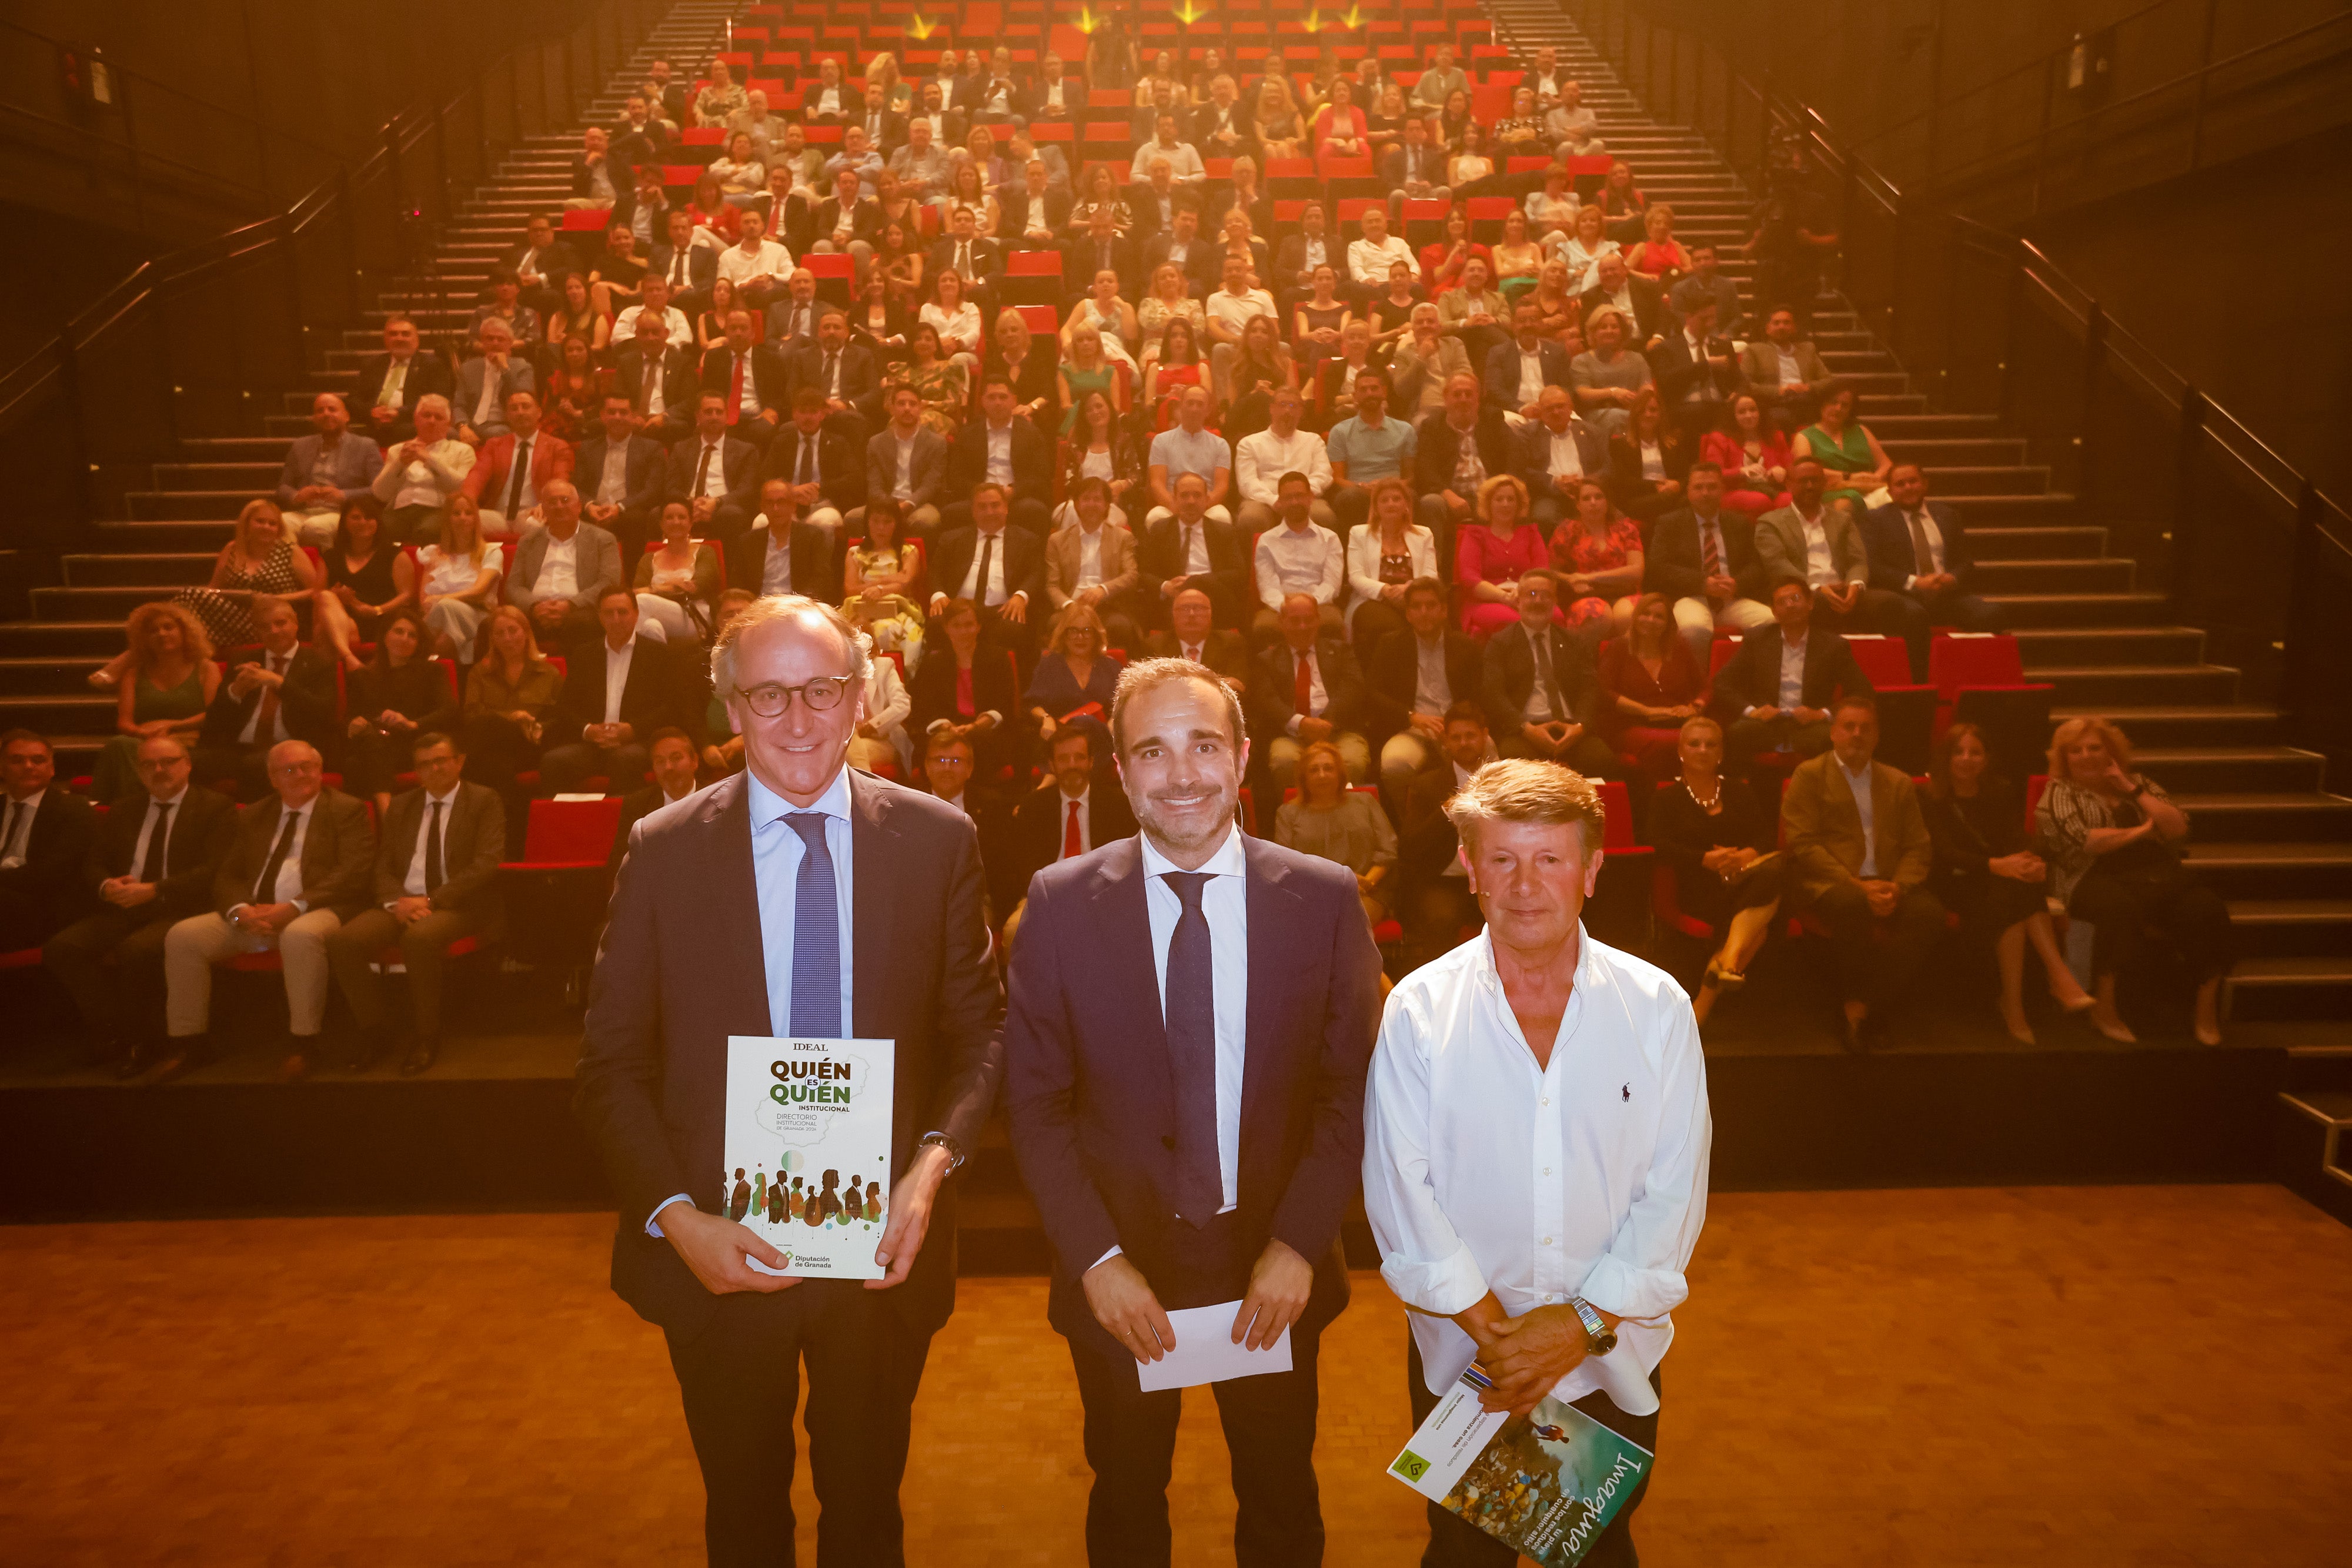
1537, 635, 1566, 723
975, 533, 995, 606
824, 350, 839, 396
1162, 871, 1223, 1227
1907, 510, 1937, 577
254, 653, 285, 740
1182, 521, 1198, 571
693, 441, 716, 496
784, 814, 841, 1035
141, 800, 172, 884
253, 808, 299, 905
504, 439, 530, 517
424, 798, 445, 895
797, 437, 814, 486
957, 241, 971, 276
0, 800, 15, 864
670, 249, 687, 286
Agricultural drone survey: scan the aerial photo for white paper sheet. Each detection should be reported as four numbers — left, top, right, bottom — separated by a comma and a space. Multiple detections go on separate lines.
1132, 1300, 1294, 1392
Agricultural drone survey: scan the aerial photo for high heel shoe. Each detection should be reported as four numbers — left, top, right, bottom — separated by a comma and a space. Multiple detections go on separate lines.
2055, 992, 2098, 1015
2002, 1012, 2037, 1047
2087, 1011, 2136, 1044
1705, 961, 1746, 993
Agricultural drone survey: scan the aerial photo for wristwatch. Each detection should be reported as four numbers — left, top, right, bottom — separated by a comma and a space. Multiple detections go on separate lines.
916, 1130, 966, 1175
1566, 1296, 1618, 1357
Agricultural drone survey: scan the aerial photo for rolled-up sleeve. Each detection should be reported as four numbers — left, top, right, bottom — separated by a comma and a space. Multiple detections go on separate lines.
1578, 1001, 1710, 1323
1363, 991, 1490, 1315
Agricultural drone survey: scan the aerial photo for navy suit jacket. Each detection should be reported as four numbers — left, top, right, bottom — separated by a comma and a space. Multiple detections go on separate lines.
1863, 499, 1977, 594
1003, 833, 1381, 1357
573, 433, 669, 530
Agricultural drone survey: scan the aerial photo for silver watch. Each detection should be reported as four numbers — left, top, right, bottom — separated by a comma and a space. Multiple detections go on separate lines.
1568, 1296, 1618, 1356
916, 1131, 965, 1174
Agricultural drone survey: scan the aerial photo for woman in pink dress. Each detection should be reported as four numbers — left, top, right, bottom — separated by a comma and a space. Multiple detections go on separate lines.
1455, 474, 1553, 638
1545, 476, 1645, 640
1700, 392, 1794, 518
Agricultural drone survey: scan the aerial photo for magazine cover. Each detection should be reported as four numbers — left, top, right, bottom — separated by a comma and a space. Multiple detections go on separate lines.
722, 1035, 896, 1281
1387, 1367, 1653, 1567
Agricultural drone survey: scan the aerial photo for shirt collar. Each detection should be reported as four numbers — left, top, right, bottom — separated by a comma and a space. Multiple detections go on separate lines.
747, 764, 852, 831
1837, 755, 1874, 784
1140, 820, 1246, 881
424, 783, 462, 807
149, 786, 190, 808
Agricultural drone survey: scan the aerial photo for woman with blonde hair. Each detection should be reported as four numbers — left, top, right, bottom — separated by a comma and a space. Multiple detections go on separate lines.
633, 498, 722, 643
1021, 600, 1118, 748
2037, 716, 2234, 1044
1456, 473, 1549, 637
460, 602, 561, 801
1623, 203, 1689, 287
842, 499, 926, 673
416, 494, 503, 662
1135, 262, 1205, 342
1344, 477, 1436, 648
91, 602, 219, 801
864, 51, 911, 112
1275, 739, 1398, 927
1255, 79, 1305, 159
154, 498, 320, 661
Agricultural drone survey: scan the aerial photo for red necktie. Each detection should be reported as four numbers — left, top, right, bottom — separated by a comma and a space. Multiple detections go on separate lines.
1700, 518, 1722, 577
1063, 798, 1082, 859
1294, 650, 1314, 717
727, 355, 746, 423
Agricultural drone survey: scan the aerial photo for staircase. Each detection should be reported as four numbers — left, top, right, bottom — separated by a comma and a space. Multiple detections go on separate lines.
1491, 0, 2352, 1029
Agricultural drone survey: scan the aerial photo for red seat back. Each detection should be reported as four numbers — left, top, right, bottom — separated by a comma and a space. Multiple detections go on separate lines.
522, 797, 624, 862
1927, 633, 2027, 702
1844, 634, 1915, 690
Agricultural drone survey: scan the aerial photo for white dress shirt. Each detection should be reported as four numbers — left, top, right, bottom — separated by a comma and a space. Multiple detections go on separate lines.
1141, 825, 1248, 1213
129, 787, 189, 879
596, 442, 632, 504
603, 636, 636, 726
1347, 235, 1415, 286
759, 515, 796, 594
539, 532, 580, 600
1074, 527, 1104, 588
1546, 426, 1585, 480
1255, 522, 1346, 609
1414, 636, 1453, 716
647, 767, 857, 1238
716, 238, 793, 287
691, 438, 729, 500
397, 785, 463, 899
957, 527, 1014, 605
1796, 508, 1836, 586
1772, 631, 1807, 714
231, 800, 313, 911
613, 303, 693, 345
1364, 927, 1710, 1415
1233, 427, 1332, 505
1838, 757, 1879, 878
236, 651, 298, 745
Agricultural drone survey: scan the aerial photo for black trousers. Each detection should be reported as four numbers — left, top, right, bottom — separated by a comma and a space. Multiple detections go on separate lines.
2068, 855, 2234, 984
663, 1283, 935, 1568
42, 907, 172, 1051
1061, 1212, 1338, 1568
1804, 881, 1947, 1007
1404, 1332, 1660, 1568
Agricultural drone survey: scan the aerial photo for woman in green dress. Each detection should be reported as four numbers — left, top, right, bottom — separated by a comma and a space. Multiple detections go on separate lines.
1793, 383, 1893, 514
93, 601, 220, 801
1056, 322, 1123, 436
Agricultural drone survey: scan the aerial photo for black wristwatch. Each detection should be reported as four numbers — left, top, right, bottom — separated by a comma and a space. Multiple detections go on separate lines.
916, 1130, 965, 1175
1568, 1296, 1618, 1357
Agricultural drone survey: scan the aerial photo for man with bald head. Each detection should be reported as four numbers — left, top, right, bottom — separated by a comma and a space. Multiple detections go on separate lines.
576, 594, 1003, 1565
276, 392, 383, 546
161, 739, 376, 1081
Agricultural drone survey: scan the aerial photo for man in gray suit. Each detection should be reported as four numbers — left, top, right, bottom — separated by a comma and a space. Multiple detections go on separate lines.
1482, 300, 1575, 423
325, 730, 506, 1076
452, 318, 537, 446
1510, 386, 1608, 536
576, 392, 670, 559
1753, 460, 1923, 643
850, 385, 949, 540
276, 392, 383, 546
505, 480, 623, 644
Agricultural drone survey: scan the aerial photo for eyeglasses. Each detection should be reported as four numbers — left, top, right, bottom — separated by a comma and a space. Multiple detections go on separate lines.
734, 676, 854, 717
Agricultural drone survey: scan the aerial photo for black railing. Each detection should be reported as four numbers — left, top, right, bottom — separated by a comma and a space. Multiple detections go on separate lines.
0, 0, 681, 554
1568, 0, 2352, 769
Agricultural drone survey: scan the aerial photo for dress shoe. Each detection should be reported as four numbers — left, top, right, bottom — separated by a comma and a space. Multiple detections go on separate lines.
399, 1035, 440, 1076
279, 1041, 318, 1082
149, 1039, 204, 1084
349, 1022, 396, 1072
110, 1042, 151, 1081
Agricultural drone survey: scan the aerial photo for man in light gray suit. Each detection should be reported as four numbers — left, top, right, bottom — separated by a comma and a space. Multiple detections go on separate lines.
576, 392, 671, 559
848, 384, 950, 540
505, 479, 623, 644
276, 392, 384, 546
1753, 459, 1922, 643
452, 318, 537, 446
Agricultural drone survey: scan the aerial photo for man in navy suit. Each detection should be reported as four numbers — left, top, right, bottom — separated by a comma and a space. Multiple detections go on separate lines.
1005, 658, 1382, 1568
1863, 461, 2003, 677
1482, 299, 1575, 422
575, 393, 669, 559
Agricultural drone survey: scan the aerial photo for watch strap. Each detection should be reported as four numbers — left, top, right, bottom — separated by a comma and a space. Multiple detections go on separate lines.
917, 1129, 965, 1174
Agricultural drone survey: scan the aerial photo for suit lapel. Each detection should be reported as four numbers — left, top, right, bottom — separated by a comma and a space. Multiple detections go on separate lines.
848, 773, 894, 1040
1239, 838, 1296, 1160
1092, 836, 1171, 1076
700, 776, 773, 1037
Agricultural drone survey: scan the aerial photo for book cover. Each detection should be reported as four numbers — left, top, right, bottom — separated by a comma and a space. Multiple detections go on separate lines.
1387, 1368, 1652, 1567
722, 1035, 896, 1281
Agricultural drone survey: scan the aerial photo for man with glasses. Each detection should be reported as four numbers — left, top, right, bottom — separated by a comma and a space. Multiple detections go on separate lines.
577, 594, 1002, 1566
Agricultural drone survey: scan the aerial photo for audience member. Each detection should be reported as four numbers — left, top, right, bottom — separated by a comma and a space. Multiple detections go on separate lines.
1141, 586, 1251, 692
666, 393, 763, 539
842, 499, 929, 672
1648, 462, 1775, 671
613, 315, 699, 446
1708, 578, 1871, 773
1754, 460, 1923, 644
192, 596, 336, 800
995, 724, 1138, 942
1346, 481, 1439, 650
1393, 701, 1492, 968
1276, 739, 1398, 926
1485, 300, 1575, 424
1579, 253, 1663, 347
1545, 476, 1645, 640
1325, 371, 1416, 536
862, 384, 951, 534
370, 393, 476, 544
1739, 306, 1836, 432
1793, 384, 1892, 513
633, 500, 723, 644
91, 604, 219, 804
1863, 462, 2004, 674
277, 393, 383, 547
1142, 385, 1233, 525
610, 727, 706, 868
1568, 303, 1652, 439
324, 730, 505, 1075
2037, 716, 2234, 1045
1701, 392, 1795, 519
160, 739, 373, 1081
354, 315, 453, 446
575, 393, 669, 559
1455, 474, 1549, 638
340, 609, 459, 811
1251, 473, 1347, 640
1650, 714, 1782, 1025
944, 381, 1056, 536
415, 497, 502, 667
762, 389, 866, 547
1415, 373, 1513, 569
1389, 303, 1469, 420
453, 320, 534, 447
784, 309, 884, 442
929, 482, 1046, 656
459, 606, 563, 805
1481, 569, 1618, 775
1044, 481, 1141, 652
909, 597, 1020, 780
1021, 601, 1121, 754
313, 497, 419, 670
505, 480, 623, 646
0, 730, 94, 952
849, 638, 916, 775
1598, 591, 1706, 775
699, 307, 790, 449
539, 587, 690, 794
1365, 576, 1483, 801
1649, 294, 1740, 440
1781, 694, 1943, 1048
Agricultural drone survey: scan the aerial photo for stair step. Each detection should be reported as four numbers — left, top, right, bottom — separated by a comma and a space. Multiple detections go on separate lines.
2228, 959, 2352, 1023
2229, 900, 2352, 958
1968, 525, 2110, 561
1972, 557, 2138, 593
2028, 663, 2240, 707
62, 553, 220, 589
1983, 591, 2171, 628
2181, 841, 2352, 900
0, 691, 118, 733
2012, 626, 2206, 667
2130, 744, 2321, 793
2172, 793, 2352, 844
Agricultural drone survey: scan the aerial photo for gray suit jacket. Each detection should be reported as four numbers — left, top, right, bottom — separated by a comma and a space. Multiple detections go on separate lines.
1753, 503, 1869, 590
864, 425, 951, 511
504, 521, 624, 614
1738, 339, 1833, 396
370, 781, 508, 937
276, 433, 384, 510
452, 357, 538, 439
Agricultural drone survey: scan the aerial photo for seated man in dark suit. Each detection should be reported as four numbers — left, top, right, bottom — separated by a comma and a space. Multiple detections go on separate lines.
941, 379, 1055, 537
1138, 478, 1252, 631
1364, 577, 1486, 802
927, 204, 1004, 307
41, 733, 235, 1074
1576, 253, 1666, 349
0, 728, 96, 952
1060, 205, 1138, 307
1511, 385, 1609, 537
1482, 299, 1576, 423
1142, 586, 1251, 694
664, 393, 763, 542
646, 211, 717, 317
192, 596, 339, 800
1863, 461, 2003, 677
697, 309, 791, 449
763, 268, 827, 355
808, 166, 883, 270
539, 589, 694, 795
1480, 570, 1621, 777
927, 482, 1048, 658
1139, 202, 1211, 300
1708, 577, 1873, 774
730, 479, 842, 601
759, 392, 867, 549
353, 314, 455, 447
609, 726, 704, 870
575, 392, 669, 560
780, 309, 883, 446
994, 724, 1140, 942
1394, 700, 1493, 969
508, 212, 586, 323
613, 313, 700, 447
1002, 157, 1076, 252
324, 730, 506, 1075
854, 385, 951, 540
1648, 293, 1745, 439
1248, 592, 1372, 791
1648, 462, 1777, 671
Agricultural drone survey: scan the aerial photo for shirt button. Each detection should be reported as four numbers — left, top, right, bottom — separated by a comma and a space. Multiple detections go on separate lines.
1540, 1096, 1549, 1106
1542, 1168, 1551, 1176
1543, 1236, 1553, 1246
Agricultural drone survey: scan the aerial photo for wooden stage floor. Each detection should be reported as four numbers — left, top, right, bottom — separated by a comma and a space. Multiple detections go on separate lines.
4, 1185, 2348, 1566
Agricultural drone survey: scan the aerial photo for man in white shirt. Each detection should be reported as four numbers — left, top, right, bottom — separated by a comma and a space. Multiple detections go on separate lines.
888, 116, 951, 205
1202, 256, 1277, 404
368, 392, 475, 548
1345, 208, 1416, 303
1232, 388, 1335, 533
613, 273, 693, 352
1545, 79, 1606, 156
1251, 473, 1346, 640
1003, 659, 1382, 1568
713, 207, 793, 312
1128, 112, 1206, 185
1365, 760, 1708, 1567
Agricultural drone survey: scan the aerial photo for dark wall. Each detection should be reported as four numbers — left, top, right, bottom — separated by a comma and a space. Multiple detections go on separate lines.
2024, 119, 2352, 505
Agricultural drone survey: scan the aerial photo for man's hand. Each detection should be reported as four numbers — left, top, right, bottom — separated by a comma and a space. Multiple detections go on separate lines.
1297, 716, 1334, 743
1479, 1305, 1603, 1416
1704, 571, 1739, 600
1408, 711, 1446, 740
1161, 575, 1190, 599
661, 1202, 800, 1295
1000, 593, 1029, 624
1084, 1253, 1177, 1363
1789, 706, 1826, 725
1863, 878, 1899, 918
239, 902, 296, 935
100, 878, 159, 909
867, 1142, 953, 1288
389, 895, 434, 925
530, 599, 568, 628
1231, 1237, 1314, 1351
